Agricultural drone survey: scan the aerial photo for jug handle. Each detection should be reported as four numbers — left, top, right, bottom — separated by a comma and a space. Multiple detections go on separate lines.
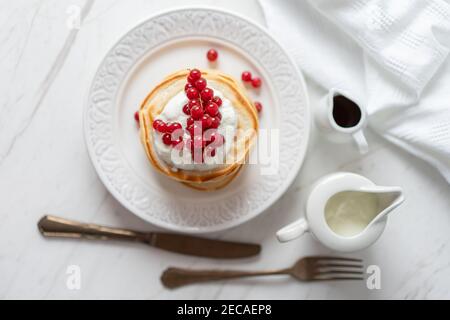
353, 130, 369, 154
276, 218, 309, 243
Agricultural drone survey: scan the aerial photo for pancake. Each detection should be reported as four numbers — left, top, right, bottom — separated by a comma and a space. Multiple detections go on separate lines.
139, 69, 259, 191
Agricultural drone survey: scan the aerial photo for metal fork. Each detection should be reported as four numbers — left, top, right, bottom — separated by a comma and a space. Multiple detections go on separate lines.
161, 256, 364, 289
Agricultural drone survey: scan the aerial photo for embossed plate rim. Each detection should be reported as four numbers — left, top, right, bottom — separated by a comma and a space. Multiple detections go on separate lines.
84, 7, 310, 233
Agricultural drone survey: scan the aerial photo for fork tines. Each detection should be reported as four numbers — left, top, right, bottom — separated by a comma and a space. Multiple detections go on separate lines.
311, 256, 365, 281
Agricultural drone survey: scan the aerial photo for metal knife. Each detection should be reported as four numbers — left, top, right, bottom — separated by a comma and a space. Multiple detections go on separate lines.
38, 215, 261, 259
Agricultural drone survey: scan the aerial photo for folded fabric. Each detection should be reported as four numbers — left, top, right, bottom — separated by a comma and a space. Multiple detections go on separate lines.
259, 0, 450, 182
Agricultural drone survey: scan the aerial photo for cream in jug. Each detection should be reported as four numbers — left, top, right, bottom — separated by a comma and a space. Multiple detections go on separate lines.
325, 191, 379, 237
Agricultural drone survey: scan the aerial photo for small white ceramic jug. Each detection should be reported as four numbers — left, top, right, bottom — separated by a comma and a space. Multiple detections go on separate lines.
276, 172, 404, 252
315, 89, 369, 154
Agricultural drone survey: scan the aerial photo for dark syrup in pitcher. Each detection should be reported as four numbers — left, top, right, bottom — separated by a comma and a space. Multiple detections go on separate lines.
332, 95, 362, 128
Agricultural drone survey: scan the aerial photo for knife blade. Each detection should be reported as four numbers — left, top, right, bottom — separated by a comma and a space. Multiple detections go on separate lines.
147, 232, 261, 259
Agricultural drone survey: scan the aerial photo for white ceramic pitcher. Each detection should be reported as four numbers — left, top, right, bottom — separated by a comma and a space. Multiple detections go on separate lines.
277, 172, 404, 252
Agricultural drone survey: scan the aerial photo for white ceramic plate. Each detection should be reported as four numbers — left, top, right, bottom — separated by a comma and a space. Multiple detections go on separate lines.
84, 8, 310, 234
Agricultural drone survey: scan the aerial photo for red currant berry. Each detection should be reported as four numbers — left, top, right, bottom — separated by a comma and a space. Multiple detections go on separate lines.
254, 101, 263, 113
183, 103, 191, 115
174, 122, 183, 131
186, 88, 199, 100
251, 77, 262, 88
134, 111, 140, 122
189, 69, 202, 81
201, 114, 213, 128
162, 133, 172, 146
185, 83, 194, 92
186, 117, 194, 127
205, 102, 219, 116
212, 96, 222, 107
188, 99, 201, 109
195, 78, 207, 91
152, 119, 166, 132
189, 69, 202, 80
152, 119, 161, 130
201, 88, 214, 102
216, 112, 222, 120
187, 75, 196, 84
171, 136, 183, 147
210, 116, 221, 129
207, 49, 218, 62
190, 105, 204, 120
167, 122, 182, 133
241, 71, 252, 82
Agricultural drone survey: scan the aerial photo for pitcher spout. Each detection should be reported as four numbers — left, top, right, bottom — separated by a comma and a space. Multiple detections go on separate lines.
359, 186, 404, 225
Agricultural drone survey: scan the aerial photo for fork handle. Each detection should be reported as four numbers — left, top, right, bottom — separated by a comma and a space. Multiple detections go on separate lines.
161, 267, 290, 289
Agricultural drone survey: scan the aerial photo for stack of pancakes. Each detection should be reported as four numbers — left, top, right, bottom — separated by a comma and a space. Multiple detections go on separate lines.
139, 69, 259, 191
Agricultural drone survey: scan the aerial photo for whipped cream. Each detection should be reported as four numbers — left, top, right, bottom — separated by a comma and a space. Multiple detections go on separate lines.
152, 88, 237, 171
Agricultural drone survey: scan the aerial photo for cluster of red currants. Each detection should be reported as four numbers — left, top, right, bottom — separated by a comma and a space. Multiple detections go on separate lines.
153, 69, 225, 163
241, 71, 262, 89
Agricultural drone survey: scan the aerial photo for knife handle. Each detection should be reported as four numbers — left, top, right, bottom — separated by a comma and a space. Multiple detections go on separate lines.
38, 215, 150, 243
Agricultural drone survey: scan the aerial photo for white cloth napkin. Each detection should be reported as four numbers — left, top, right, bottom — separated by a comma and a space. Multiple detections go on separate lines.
259, 0, 450, 182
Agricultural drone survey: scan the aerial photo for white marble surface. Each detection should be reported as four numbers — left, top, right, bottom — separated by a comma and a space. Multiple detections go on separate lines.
1, 0, 449, 300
